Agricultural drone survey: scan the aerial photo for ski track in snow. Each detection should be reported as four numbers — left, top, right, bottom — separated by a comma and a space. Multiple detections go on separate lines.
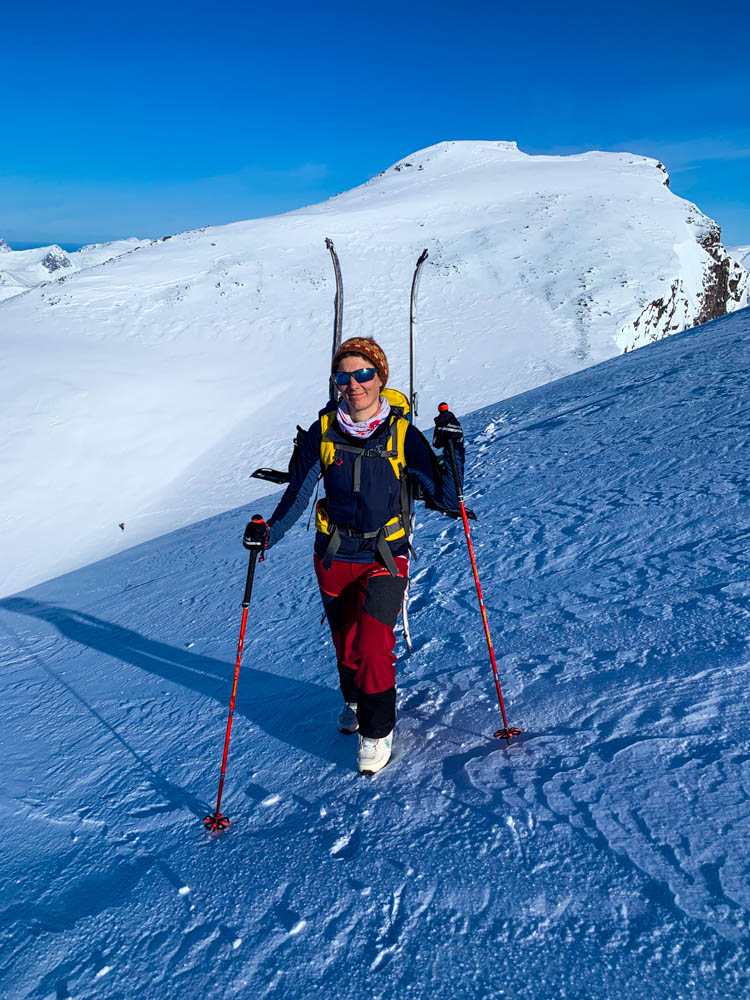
2, 309, 750, 997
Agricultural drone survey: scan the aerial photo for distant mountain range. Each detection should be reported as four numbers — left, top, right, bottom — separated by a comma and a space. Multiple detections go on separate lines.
0, 237, 150, 302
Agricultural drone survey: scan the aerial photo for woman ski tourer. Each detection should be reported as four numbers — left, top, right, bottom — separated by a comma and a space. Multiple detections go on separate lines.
243, 337, 465, 775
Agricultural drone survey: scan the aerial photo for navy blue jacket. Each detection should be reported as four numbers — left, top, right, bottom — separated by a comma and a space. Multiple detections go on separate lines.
267, 409, 464, 564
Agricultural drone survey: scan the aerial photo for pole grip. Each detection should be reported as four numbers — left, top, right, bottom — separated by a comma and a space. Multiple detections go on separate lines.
242, 549, 259, 608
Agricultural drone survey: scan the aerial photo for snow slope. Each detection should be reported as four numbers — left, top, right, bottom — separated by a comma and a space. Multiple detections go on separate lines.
2, 141, 747, 597
0, 238, 148, 303
729, 245, 750, 269
2, 306, 750, 999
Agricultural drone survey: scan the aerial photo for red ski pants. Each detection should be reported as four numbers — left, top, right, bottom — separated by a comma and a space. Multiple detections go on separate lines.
314, 554, 409, 738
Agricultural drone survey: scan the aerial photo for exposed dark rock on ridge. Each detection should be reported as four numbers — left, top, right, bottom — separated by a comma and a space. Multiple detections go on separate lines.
41, 247, 71, 273
620, 217, 749, 352
694, 221, 746, 327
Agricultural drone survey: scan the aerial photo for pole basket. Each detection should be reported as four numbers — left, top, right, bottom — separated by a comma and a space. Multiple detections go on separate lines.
494, 727, 521, 743
203, 812, 230, 832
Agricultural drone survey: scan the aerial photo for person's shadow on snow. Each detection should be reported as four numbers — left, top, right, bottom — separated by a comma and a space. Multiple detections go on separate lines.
0, 596, 345, 768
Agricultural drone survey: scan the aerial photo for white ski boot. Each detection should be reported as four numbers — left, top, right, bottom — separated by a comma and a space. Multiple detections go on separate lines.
357, 730, 393, 775
338, 702, 359, 734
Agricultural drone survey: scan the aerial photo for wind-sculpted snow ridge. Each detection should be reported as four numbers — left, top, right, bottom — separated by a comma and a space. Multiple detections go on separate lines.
1, 141, 748, 598
1, 307, 750, 999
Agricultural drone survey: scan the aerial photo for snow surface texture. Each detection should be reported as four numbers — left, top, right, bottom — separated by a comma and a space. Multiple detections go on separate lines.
729, 245, 750, 269
2, 307, 750, 999
0, 238, 149, 303
1, 140, 748, 598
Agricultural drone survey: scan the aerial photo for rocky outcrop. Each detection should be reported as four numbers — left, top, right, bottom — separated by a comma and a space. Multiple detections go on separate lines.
693, 220, 748, 326
41, 246, 71, 273
655, 162, 670, 187
619, 216, 749, 353
0, 238, 10, 252
621, 280, 693, 352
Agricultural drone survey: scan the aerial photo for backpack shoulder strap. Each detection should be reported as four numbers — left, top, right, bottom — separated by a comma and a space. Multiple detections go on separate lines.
319, 402, 409, 481
319, 408, 338, 472
387, 413, 409, 481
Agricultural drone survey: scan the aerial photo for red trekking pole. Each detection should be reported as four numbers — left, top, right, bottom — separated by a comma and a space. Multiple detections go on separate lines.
442, 417, 520, 743
203, 515, 265, 831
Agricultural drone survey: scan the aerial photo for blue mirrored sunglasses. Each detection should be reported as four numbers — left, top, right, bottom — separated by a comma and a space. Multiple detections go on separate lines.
333, 367, 378, 387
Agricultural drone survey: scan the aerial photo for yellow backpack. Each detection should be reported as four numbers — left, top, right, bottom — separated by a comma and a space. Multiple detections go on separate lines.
315, 388, 412, 572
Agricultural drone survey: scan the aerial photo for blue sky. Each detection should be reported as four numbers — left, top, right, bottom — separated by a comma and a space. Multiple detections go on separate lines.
2, 0, 748, 246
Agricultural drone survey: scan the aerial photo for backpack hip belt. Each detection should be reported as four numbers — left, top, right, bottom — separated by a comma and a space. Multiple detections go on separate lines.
320, 514, 406, 577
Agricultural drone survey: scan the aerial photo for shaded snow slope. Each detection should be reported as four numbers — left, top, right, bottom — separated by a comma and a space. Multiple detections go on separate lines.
2, 141, 748, 598
0, 237, 148, 303
729, 245, 750, 269
2, 307, 750, 998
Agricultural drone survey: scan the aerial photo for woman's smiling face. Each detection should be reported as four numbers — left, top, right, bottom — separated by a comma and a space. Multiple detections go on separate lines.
336, 354, 383, 419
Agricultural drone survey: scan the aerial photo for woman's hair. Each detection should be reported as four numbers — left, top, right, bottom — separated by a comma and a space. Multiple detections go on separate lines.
336, 350, 370, 364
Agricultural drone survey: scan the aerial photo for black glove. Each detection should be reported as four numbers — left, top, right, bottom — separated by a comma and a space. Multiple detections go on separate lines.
243, 515, 270, 551
433, 404, 464, 449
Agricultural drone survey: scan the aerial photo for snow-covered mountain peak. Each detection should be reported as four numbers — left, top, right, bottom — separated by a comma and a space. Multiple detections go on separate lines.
40, 245, 72, 272
386, 138, 524, 173
331, 140, 530, 201
360, 140, 676, 201
314, 142, 709, 257
1, 142, 748, 597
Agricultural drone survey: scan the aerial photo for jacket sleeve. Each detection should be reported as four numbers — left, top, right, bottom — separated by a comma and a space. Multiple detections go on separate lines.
266, 420, 322, 548
403, 424, 464, 512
